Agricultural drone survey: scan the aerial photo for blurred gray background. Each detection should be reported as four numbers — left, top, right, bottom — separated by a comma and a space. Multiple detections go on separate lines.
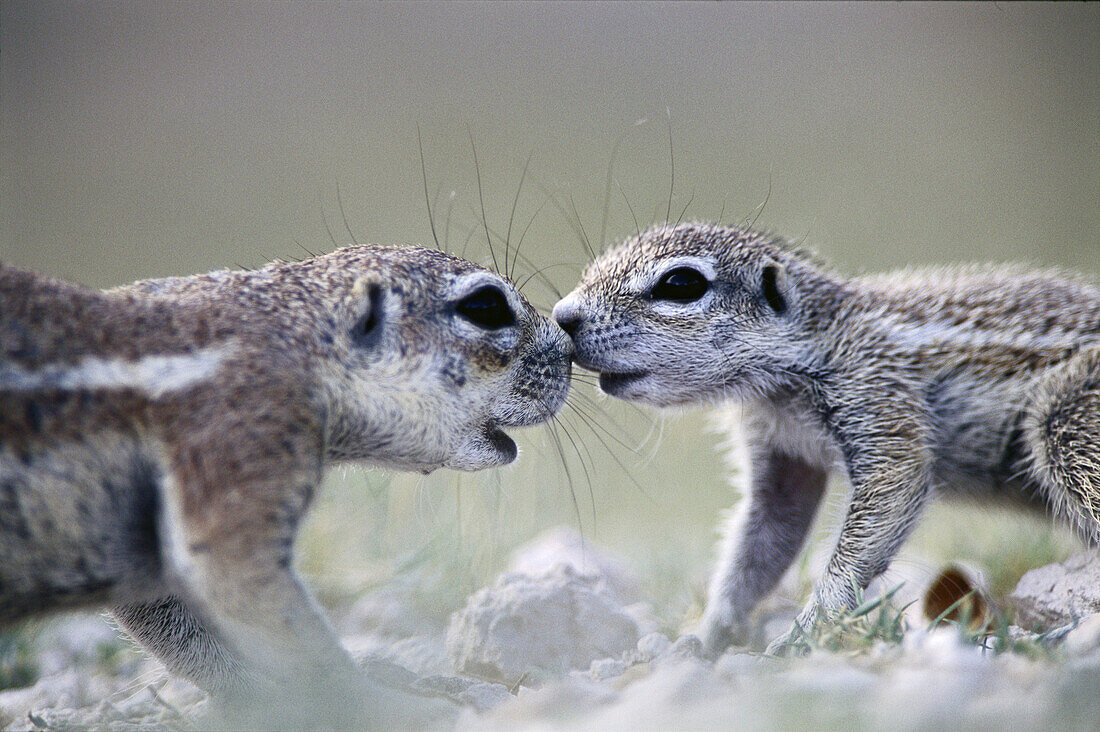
2, 2, 1098, 621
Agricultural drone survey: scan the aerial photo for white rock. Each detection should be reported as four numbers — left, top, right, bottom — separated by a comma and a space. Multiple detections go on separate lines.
589, 658, 627, 681
634, 632, 672, 663
1010, 551, 1100, 630
669, 634, 704, 660
457, 681, 513, 713
508, 526, 641, 603
1064, 614, 1100, 657
0, 685, 45, 729
447, 565, 640, 685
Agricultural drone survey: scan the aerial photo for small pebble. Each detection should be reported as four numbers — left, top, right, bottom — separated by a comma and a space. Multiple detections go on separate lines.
1064, 614, 1100, 656
635, 632, 672, 662
457, 681, 513, 713
589, 658, 627, 681
670, 634, 704, 660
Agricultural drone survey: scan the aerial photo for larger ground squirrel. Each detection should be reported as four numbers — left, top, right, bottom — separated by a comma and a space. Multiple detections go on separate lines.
1, 245, 572, 725
553, 221, 1099, 655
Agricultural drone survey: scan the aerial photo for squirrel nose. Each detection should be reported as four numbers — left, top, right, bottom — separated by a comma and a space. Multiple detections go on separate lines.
552, 297, 583, 339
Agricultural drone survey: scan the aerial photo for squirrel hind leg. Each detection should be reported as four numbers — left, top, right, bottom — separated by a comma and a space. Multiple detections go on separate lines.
1025, 345, 1100, 544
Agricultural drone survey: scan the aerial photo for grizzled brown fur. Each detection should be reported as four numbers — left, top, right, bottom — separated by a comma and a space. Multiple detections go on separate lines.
554, 221, 1100, 655
1, 245, 572, 725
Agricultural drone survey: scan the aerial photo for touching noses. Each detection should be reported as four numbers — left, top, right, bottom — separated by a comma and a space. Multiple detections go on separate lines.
551, 297, 582, 338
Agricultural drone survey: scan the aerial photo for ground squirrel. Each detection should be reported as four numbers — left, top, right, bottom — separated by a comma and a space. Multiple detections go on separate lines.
0, 245, 572, 724
553, 221, 1100, 655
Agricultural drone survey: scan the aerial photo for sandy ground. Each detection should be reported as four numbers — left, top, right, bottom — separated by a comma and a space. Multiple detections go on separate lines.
4, 552, 1100, 731
4, 618, 1100, 731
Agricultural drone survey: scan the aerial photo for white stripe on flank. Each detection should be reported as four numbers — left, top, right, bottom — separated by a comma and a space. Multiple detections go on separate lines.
0, 345, 230, 398
882, 316, 1085, 353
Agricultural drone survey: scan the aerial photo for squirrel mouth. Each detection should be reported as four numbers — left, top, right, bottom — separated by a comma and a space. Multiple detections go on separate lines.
598, 370, 649, 394
485, 424, 518, 463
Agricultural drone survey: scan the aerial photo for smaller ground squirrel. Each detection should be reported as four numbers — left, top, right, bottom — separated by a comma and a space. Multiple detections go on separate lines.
1, 245, 572, 725
553, 221, 1100, 655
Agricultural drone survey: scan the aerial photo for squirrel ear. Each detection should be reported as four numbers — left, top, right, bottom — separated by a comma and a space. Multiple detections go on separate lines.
760, 262, 788, 315
351, 277, 385, 343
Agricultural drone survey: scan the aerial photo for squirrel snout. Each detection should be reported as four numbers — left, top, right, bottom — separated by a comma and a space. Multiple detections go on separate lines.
552, 297, 583, 339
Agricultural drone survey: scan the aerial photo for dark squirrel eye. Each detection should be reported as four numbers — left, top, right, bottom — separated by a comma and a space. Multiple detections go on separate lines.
650, 267, 709, 303
456, 286, 516, 330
